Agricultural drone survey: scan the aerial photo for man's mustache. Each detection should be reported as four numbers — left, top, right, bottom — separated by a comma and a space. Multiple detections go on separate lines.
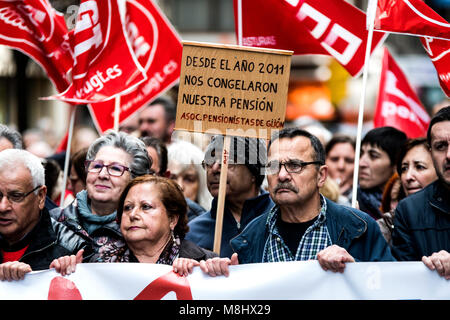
273, 182, 298, 193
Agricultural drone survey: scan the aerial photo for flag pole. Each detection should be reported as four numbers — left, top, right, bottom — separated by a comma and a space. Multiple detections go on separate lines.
351, 0, 377, 208
60, 105, 76, 206
114, 95, 120, 132
237, 0, 243, 46
114, 95, 121, 132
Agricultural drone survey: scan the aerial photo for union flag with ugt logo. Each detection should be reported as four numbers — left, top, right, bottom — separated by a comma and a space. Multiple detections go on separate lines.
47, 0, 147, 104
88, 0, 182, 133
0, 0, 73, 93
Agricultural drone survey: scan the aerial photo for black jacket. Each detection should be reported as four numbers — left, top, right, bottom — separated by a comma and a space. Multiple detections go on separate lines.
391, 180, 450, 261
50, 200, 123, 254
178, 239, 217, 261
0, 208, 92, 270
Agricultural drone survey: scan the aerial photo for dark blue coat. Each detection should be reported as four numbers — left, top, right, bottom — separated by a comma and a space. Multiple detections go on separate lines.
391, 180, 450, 261
230, 198, 395, 264
185, 191, 275, 258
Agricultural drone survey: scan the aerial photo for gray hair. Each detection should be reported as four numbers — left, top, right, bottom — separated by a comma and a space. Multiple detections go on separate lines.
0, 124, 23, 149
86, 130, 151, 178
0, 149, 45, 192
168, 140, 212, 211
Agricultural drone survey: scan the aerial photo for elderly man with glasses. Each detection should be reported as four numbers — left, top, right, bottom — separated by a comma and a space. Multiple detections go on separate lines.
0, 149, 90, 281
198, 128, 394, 276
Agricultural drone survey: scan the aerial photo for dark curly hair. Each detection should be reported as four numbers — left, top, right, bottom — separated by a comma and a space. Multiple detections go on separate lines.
116, 175, 189, 239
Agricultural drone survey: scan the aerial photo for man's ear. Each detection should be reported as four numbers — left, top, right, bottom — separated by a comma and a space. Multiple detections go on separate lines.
317, 165, 328, 188
38, 185, 47, 210
167, 120, 176, 136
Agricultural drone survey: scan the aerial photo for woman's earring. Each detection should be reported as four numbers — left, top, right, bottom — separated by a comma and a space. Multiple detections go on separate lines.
171, 229, 176, 244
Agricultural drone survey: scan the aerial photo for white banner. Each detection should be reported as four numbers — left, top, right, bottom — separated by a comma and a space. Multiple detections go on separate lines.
1, 261, 449, 300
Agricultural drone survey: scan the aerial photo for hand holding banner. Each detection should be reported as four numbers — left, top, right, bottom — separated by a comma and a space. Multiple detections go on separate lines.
2, 262, 450, 300
374, 48, 430, 138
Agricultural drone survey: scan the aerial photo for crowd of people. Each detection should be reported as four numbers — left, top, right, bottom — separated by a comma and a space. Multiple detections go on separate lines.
0, 97, 449, 287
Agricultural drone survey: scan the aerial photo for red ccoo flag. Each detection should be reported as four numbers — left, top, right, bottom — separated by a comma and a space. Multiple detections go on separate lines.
371, 0, 450, 97
0, 0, 73, 93
47, 0, 147, 104
374, 48, 430, 138
88, 0, 182, 133
234, 0, 387, 77
421, 37, 450, 97
373, 0, 450, 40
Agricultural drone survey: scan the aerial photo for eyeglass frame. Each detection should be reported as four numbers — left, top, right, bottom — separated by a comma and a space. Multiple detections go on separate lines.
84, 160, 131, 177
265, 159, 323, 175
201, 158, 239, 170
0, 185, 42, 203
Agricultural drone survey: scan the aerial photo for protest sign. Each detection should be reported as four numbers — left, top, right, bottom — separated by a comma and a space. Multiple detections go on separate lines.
1, 261, 449, 300
175, 41, 292, 140
175, 42, 292, 254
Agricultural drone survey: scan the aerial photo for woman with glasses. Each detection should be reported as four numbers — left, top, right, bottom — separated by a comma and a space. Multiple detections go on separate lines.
49, 131, 151, 254
51, 175, 217, 277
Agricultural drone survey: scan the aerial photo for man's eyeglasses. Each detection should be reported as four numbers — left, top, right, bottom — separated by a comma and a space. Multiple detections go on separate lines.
0, 185, 42, 203
202, 159, 219, 170
201, 159, 238, 170
85, 160, 130, 177
265, 160, 323, 175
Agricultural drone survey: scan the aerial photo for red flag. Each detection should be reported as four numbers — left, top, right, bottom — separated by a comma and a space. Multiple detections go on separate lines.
88, 0, 182, 133
374, 0, 450, 40
421, 37, 450, 97
234, 0, 387, 77
49, 0, 147, 104
374, 48, 430, 138
0, 0, 72, 92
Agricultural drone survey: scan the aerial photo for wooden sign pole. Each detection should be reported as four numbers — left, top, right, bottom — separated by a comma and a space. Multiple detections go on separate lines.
213, 135, 231, 255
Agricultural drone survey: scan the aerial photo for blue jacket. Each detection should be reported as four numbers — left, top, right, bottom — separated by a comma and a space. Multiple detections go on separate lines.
185, 191, 275, 258
230, 198, 395, 264
391, 180, 450, 261
185, 197, 207, 222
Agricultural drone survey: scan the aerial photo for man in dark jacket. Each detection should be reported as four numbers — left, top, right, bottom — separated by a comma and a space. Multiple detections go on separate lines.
200, 128, 394, 275
392, 106, 450, 279
185, 135, 274, 258
0, 149, 90, 281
